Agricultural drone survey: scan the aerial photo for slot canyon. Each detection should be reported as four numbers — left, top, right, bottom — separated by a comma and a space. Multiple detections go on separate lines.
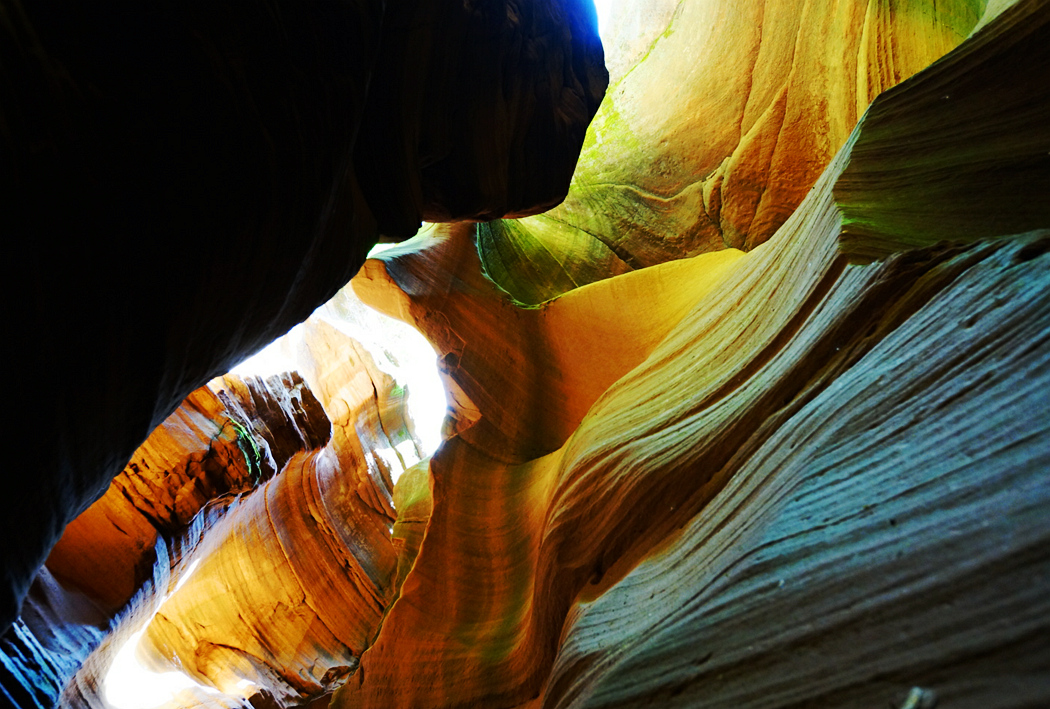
2, 0, 1049, 707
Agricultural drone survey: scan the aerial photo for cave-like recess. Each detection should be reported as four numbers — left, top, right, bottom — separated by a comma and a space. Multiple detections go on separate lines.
2, 0, 1049, 708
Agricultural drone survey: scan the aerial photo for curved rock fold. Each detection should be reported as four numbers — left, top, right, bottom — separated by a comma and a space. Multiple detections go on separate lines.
2, 1, 1049, 708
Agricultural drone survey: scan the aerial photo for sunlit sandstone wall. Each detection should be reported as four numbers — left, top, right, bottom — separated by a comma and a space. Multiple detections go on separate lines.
0, 315, 431, 707
2, 0, 1048, 707
478, 0, 1001, 304
57, 324, 420, 709
1, 373, 330, 708
339, 1, 1049, 707
134, 322, 415, 706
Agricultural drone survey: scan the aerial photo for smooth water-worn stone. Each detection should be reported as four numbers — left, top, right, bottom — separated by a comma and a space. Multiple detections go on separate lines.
333, 4, 1049, 706
478, 0, 994, 304
4, 2, 1049, 708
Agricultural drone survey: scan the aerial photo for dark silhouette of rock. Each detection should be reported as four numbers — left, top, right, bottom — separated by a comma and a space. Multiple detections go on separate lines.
0, 0, 606, 636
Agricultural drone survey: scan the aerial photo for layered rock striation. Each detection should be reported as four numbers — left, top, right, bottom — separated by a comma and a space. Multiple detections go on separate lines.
478, 0, 998, 303
339, 2, 1050, 706
2, 0, 1049, 707
2, 372, 331, 708
3, 314, 430, 708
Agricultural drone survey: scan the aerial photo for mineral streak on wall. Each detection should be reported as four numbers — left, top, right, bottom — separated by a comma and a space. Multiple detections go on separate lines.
3, 0, 1050, 707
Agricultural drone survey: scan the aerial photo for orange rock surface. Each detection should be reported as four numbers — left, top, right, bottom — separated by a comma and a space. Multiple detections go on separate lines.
3, 1, 1049, 708
128, 322, 419, 706
335, 2, 1050, 706
46, 386, 275, 617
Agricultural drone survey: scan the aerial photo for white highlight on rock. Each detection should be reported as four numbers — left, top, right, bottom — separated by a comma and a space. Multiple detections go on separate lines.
104, 628, 218, 709
107, 246, 450, 705
315, 247, 446, 466
227, 243, 449, 483
374, 440, 426, 479
229, 339, 299, 381
103, 560, 217, 709
591, 0, 619, 38
170, 559, 200, 594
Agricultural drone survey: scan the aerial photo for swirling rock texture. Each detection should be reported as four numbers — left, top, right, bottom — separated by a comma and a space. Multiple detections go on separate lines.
2, 319, 426, 708
1, 0, 606, 642
342, 1, 1050, 707
477, 0, 1001, 303
3, 0, 1050, 708
129, 323, 416, 708
1, 374, 331, 708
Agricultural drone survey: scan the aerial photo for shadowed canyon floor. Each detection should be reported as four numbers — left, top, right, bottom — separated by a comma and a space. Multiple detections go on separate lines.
2, 0, 1049, 707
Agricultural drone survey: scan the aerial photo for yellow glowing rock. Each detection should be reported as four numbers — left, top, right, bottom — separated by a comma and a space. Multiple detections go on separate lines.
333, 4, 1050, 706
836, 0, 1050, 260
41, 3, 1050, 708
53, 319, 424, 708
353, 223, 746, 459
134, 323, 413, 704
390, 458, 433, 593
478, 0, 993, 305
569, 0, 985, 257
140, 446, 393, 703
337, 153, 844, 708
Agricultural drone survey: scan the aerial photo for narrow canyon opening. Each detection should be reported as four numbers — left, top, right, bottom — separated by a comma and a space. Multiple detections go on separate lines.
96, 240, 451, 709
2, 1, 1048, 708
